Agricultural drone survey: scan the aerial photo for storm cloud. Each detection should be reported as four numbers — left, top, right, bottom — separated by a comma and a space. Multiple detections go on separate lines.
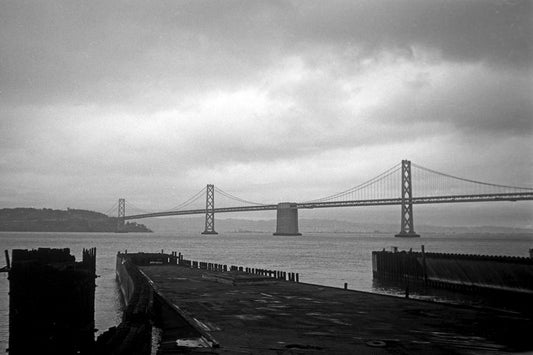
0, 0, 531, 227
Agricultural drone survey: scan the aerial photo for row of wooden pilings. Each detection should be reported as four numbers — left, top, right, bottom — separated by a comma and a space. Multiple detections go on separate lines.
180, 255, 300, 283
122, 250, 300, 283
229, 266, 300, 283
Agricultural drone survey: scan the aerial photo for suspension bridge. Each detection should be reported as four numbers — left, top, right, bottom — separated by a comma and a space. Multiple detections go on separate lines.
106, 160, 533, 237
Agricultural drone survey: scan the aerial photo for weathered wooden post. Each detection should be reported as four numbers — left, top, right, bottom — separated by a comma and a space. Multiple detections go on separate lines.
405, 250, 411, 298
4, 250, 10, 270
421, 245, 428, 285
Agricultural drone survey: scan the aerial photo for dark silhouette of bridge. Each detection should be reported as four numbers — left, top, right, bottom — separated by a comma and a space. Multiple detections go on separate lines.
109, 160, 533, 237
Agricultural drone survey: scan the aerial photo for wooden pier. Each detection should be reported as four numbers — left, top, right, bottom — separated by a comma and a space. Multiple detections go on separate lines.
113, 251, 533, 354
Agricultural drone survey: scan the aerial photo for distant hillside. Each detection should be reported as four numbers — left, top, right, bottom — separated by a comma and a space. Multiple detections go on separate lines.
142, 216, 532, 235
0, 208, 151, 232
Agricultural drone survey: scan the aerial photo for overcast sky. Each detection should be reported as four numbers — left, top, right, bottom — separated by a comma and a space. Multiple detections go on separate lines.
1, 1, 532, 227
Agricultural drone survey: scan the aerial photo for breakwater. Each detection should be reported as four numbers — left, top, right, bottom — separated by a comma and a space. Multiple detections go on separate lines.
113, 251, 533, 354
372, 247, 533, 311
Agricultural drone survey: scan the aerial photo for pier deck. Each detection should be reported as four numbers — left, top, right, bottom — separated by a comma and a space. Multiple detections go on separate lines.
140, 264, 532, 354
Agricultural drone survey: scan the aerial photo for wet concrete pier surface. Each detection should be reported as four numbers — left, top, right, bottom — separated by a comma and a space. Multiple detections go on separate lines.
140, 264, 533, 354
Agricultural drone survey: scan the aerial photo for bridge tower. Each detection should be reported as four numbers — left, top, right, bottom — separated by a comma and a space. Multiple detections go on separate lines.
202, 184, 218, 235
273, 203, 302, 236
116, 198, 126, 233
395, 160, 420, 238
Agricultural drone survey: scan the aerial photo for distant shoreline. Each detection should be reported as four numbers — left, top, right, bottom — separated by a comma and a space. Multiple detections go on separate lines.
0, 207, 152, 233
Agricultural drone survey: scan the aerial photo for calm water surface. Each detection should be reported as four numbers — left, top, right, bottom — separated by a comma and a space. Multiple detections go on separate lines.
1, 231, 532, 352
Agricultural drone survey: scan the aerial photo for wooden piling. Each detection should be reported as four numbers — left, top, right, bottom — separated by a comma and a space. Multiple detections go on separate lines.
4, 250, 10, 270
421, 245, 427, 285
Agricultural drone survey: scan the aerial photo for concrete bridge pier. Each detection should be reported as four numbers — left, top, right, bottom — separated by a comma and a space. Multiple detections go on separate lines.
273, 203, 302, 236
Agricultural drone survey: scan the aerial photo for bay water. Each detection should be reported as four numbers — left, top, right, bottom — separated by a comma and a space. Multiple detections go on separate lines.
1, 231, 532, 352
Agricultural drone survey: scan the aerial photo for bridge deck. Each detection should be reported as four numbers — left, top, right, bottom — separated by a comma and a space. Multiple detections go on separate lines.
124, 192, 533, 220
140, 264, 532, 354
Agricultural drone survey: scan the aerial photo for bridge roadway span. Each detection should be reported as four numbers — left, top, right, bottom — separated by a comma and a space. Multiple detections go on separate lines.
125, 253, 533, 354
124, 192, 533, 220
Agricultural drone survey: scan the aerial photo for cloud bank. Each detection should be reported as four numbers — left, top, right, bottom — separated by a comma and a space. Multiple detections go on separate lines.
1, 0, 531, 226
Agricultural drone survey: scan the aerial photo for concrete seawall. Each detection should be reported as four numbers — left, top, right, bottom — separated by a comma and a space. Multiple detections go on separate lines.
96, 253, 154, 355
97, 252, 207, 355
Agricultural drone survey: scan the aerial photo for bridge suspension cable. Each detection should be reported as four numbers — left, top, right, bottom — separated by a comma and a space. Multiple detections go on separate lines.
125, 201, 154, 215
410, 163, 533, 197
165, 186, 207, 211
102, 201, 119, 217
303, 162, 402, 203
214, 187, 268, 206
411, 163, 533, 191
119, 187, 209, 216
